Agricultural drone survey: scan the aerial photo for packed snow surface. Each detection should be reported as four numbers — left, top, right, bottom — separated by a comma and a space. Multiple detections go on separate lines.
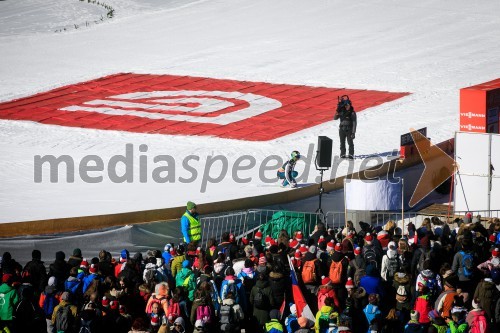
0, 0, 499, 222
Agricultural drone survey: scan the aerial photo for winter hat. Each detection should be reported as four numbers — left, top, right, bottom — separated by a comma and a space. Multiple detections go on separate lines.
354, 247, 362, 256
289, 303, 297, 316
345, 278, 354, 289
366, 264, 377, 277
194, 319, 204, 329
258, 256, 267, 265
48, 276, 57, 287
377, 231, 390, 249
182, 260, 191, 268
61, 292, 70, 301
110, 300, 119, 310
489, 233, 497, 243
73, 248, 82, 257
309, 245, 317, 254
2, 274, 13, 284
32, 249, 42, 260
321, 276, 331, 285
388, 241, 397, 250
294, 250, 302, 259
120, 249, 129, 262
364, 233, 373, 244
334, 243, 342, 252
326, 241, 334, 252
56, 251, 65, 261
318, 236, 326, 244
289, 239, 299, 249
265, 236, 273, 246
241, 236, 249, 245
255, 231, 263, 240
89, 263, 98, 274
119, 305, 126, 314
410, 310, 420, 322
295, 231, 303, 241
164, 243, 172, 252
102, 296, 110, 307
186, 201, 196, 210
299, 244, 308, 254
80, 259, 89, 269
298, 317, 308, 328
270, 309, 280, 320
428, 310, 440, 321
492, 248, 500, 257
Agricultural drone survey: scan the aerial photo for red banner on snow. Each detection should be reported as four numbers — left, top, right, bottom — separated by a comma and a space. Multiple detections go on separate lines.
0, 73, 408, 141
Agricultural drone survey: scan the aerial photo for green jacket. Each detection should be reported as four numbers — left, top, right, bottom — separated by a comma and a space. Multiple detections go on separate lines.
175, 268, 196, 301
0, 283, 19, 321
447, 320, 468, 333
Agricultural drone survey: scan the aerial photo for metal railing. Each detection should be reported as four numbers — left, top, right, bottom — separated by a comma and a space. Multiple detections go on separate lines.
198, 208, 500, 246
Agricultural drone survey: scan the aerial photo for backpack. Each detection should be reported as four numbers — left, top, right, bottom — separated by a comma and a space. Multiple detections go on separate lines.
168, 300, 181, 319
225, 282, 239, 304
219, 304, 236, 333
423, 275, 439, 299
196, 304, 213, 324
329, 260, 343, 284
253, 287, 267, 310
414, 296, 431, 324
469, 312, 488, 333
302, 259, 318, 284
417, 250, 431, 272
460, 251, 475, 278
55, 304, 75, 332
318, 310, 332, 333
43, 292, 59, 317
352, 260, 366, 287
386, 256, 400, 279
363, 246, 377, 265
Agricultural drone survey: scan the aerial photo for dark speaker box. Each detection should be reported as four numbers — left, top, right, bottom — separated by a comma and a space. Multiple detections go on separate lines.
317, 136, 333, 168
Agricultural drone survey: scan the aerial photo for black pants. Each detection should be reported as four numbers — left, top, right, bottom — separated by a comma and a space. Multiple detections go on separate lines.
339, 127, 354, 156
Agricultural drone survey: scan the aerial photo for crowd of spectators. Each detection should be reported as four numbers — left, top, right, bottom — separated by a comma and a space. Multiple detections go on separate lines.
1, 215, 500, 333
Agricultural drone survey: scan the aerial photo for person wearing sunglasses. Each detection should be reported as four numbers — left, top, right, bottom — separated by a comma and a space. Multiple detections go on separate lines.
277, 150, 301, 188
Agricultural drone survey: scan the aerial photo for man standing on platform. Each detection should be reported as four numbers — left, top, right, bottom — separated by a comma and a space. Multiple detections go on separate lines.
334, 97, 357, 159
181, 201, 201, 246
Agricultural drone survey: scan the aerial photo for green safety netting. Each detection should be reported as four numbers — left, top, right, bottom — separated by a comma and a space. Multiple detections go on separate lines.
259, 211, 317, 240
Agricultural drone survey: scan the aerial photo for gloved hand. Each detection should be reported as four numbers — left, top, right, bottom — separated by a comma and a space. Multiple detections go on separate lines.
351, 133, 355, 139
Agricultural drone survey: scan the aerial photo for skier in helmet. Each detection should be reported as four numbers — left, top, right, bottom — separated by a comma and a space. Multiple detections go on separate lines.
277, 150, 301, 188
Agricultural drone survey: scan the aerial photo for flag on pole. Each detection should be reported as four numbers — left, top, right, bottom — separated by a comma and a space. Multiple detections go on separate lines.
288, 256, 315, 321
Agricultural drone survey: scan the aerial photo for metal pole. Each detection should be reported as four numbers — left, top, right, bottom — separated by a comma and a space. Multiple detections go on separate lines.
488, 134, 492, 218
344, 178, 348, 229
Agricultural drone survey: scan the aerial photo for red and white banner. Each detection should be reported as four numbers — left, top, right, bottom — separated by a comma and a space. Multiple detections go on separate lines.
0, 73, 408, 141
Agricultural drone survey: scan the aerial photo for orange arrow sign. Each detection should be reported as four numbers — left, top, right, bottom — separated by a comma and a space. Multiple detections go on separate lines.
409, 128, 456, 207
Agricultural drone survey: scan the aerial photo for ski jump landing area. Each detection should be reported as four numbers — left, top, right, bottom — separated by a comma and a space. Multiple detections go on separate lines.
0, 73, 413, 236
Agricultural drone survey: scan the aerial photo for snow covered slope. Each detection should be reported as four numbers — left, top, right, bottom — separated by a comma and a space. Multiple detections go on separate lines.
0, 0, 499, 223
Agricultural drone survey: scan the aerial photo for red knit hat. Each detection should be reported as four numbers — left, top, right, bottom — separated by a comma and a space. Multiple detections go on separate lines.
492, 248, 500, 257
490, 233, 497, 243
326, 241, 334, 252
102, 296, 110, 307
80, 259, 89, 269
354, 247, 362, 255
150, 314, 160, 327
255, 231, 263, 240
345, 277, 354, 289
299, 244, 308, 254
265, 236, 273, 245
110, 300, 119, 310
295, 231, 303, 241
334, 243, 342, 252
2, 274, 13, 284
196, 247, 201, 255
318, 236, 326, 244
289, 239, 299, 249
294, 249, 302, 259
241, 236, 249, 245
321, 276, 330, 285
229, 234, 235, 243
89, 263, 98, 274
365, 233, 374, 244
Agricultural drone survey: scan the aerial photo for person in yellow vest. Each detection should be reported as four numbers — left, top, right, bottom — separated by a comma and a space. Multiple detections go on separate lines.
181, 201, 201, 245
